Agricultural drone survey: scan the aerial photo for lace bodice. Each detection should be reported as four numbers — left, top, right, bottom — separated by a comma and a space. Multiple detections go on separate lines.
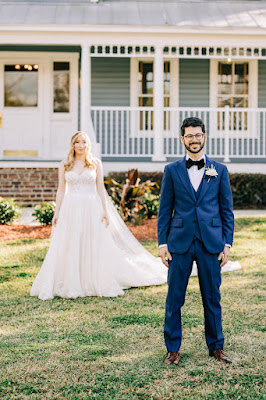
65, 169, 97, 194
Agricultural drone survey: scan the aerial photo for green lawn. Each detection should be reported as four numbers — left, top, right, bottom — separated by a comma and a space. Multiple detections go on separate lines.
0, 217, 265, 400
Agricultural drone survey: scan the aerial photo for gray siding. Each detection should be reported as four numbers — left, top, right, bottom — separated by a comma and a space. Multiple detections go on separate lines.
258, 61, 266, 108
179, 59, 209, 107
91, 57, 130, 106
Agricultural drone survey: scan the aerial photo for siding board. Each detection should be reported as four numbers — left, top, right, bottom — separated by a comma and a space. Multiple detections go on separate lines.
258, 61, 266, 108
91, 57, 130, 106
179, 59, 209, 107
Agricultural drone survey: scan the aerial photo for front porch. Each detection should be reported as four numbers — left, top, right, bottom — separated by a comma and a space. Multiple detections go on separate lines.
1, 36, 266, 171
91, 106, 266, 162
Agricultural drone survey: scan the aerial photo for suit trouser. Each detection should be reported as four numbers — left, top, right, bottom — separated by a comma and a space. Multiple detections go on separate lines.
164, 238, 224, 353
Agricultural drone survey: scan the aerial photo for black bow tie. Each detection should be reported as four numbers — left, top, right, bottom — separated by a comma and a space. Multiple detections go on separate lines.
186, 158, 205, 170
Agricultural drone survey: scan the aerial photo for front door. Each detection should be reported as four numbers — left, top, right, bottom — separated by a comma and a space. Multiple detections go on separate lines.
0, 52, 79, 160
0, 56, 45, 158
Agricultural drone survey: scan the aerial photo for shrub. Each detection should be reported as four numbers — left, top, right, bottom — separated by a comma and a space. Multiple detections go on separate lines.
105, 171, 163, 195
140, 193, 160, 219
105, 169, 159, 224
230, 174, 266, 209
32, 202, 55, 225
105, 171, 266, 209
0, 197, 21, 225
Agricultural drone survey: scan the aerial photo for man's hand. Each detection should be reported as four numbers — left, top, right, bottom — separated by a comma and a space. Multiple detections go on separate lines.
159, 245, 172, 268
218, 246, 230, 268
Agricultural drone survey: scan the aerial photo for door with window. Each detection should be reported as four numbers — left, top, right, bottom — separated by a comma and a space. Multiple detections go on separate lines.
211, 60, 257, 137
0, 58, 44, 158
138, 61, 170, 131
50, 57, 79, 159
217, 61, 249, 133
0, 53, 78, 160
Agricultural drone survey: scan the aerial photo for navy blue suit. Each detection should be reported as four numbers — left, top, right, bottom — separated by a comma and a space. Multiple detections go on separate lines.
158, 155, 234, 353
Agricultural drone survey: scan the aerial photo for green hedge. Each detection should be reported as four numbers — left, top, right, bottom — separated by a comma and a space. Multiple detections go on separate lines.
32, 201, 55, 225
0, 197, 21, 225
230, 174, 266, 209
105, 172, 266, 209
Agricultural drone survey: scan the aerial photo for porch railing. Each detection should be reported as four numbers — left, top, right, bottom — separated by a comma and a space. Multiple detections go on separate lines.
91, 106, 266, 161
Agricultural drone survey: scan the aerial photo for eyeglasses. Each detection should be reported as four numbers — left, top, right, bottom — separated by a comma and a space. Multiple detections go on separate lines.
183, 133, 204, 141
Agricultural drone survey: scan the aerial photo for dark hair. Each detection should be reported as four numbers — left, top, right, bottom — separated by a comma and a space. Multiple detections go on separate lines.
181, 117, 205, 136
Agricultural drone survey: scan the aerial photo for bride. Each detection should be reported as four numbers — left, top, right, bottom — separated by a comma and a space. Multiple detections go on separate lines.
30, 131, 168, 300
30, 131, 240, 300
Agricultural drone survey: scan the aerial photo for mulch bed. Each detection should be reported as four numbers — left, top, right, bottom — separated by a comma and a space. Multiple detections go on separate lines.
0, 219, 157, 242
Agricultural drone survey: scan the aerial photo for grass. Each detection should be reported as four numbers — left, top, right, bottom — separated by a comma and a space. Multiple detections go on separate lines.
0, 217, 265, 400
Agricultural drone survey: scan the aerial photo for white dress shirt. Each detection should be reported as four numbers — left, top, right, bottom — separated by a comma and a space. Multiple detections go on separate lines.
186, 153, 206, 192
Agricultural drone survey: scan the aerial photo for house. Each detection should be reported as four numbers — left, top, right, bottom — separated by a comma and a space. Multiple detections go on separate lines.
0, 0, 266, 205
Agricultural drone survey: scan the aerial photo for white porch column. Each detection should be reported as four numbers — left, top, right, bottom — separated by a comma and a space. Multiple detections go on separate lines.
152, 45, 166, 161
223, 105, 231, 163
80, 44, 101, 158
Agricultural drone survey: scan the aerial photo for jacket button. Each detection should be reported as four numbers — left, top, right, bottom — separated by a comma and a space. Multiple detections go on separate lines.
192, 220, 196, 223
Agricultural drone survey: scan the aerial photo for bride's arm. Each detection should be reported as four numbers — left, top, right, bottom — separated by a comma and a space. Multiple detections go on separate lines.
52, 161, 66, 226
95, 158, 109, 226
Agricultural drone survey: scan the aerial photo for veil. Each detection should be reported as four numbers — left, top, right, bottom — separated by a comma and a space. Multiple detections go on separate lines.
104, 190, 241, 277
105, 190, 158, 257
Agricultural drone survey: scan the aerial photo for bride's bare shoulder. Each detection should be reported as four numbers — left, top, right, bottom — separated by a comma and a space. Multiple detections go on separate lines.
93, 158, 102, 167
59, 160, 67, 170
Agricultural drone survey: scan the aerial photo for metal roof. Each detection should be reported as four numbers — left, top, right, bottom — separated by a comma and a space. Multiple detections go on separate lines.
0, 1, 266, 29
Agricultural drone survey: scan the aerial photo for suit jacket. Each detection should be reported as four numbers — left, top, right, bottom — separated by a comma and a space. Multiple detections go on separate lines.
157, 155, 234, 254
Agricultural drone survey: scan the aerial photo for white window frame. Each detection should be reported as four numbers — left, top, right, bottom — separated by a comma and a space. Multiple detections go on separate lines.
210, 59, 258, 138
130, 58, 179, 136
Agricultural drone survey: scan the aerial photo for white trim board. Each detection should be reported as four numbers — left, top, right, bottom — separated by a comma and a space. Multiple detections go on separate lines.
102, 161, 266, 175
0, 161, 265, 174
1, 24, 266, 37
2, 31, 266, 48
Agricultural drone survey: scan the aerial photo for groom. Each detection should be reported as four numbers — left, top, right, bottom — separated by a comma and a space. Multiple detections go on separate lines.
158, 117, 234, 365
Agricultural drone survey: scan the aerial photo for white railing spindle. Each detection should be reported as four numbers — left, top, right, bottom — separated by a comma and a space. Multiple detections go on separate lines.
90, 106, 266, 159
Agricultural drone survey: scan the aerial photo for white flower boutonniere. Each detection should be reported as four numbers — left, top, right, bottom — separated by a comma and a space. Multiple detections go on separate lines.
205, 164, 218, 182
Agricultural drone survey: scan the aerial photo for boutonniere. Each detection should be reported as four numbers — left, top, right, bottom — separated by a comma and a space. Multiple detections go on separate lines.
205, 164, 218, 182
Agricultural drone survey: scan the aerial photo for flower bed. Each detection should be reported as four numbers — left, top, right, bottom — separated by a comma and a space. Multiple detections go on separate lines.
0, 219, 157, 242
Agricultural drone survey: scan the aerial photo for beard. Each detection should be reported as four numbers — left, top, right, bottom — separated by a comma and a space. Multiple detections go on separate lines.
184, 139, 205, 154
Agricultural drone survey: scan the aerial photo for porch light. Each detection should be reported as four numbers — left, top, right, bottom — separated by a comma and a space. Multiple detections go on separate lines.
15, 64, 21, 70
227, 57, 232, 63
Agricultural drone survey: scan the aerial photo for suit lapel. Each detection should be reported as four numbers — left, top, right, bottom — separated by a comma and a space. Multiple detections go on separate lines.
197, 155, 213, 204
175, 157, 197, 203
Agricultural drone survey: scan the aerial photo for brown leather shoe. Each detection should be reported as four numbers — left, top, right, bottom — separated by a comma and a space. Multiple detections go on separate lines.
164, 351, 179, 365
210, 349, 232, 364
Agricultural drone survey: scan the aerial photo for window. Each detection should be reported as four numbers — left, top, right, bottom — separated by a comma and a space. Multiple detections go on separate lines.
53, 62, 70, 112
138, 61, 153, 107
164, 62, 170, 107
218, 62, 248, 108
138, 61, 170, 130
4, 64, 38, 107
217, 62, 249, 131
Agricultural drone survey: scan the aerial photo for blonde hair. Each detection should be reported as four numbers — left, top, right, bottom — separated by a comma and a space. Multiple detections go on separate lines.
64, 131, 96, 171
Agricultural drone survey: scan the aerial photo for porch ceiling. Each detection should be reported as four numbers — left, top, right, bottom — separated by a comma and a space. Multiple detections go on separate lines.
0, 1, 266, 30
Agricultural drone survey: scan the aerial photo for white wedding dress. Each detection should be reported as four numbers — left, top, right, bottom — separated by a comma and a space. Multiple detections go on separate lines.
30, 169, 241, 301
30, 169, 167, 300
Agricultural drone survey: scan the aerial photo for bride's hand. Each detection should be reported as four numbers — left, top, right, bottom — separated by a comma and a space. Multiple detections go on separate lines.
52, 215, 58, 227
101, 212, 109, 227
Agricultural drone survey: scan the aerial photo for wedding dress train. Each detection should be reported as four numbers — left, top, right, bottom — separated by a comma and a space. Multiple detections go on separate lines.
30, 169, 241, 300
